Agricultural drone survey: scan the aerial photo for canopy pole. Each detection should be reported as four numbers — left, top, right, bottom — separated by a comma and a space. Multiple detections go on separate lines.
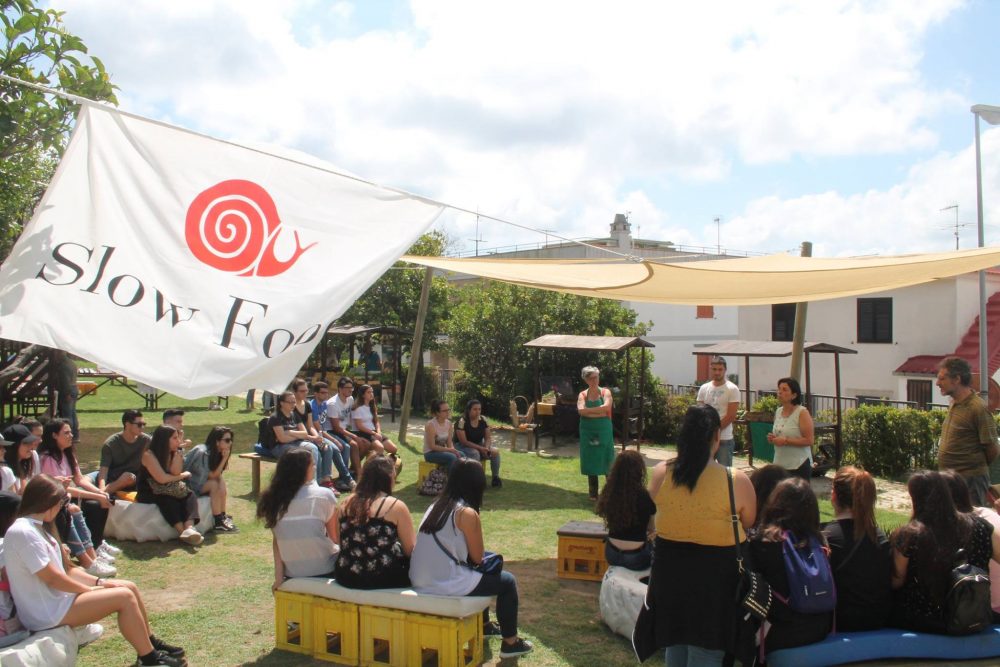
398, 267, 433, 445
639, 346, 646, 451
834, 352, 843, 466
743, 356, 751, 411
789, 241, 813, 381
623, 350, 631, 450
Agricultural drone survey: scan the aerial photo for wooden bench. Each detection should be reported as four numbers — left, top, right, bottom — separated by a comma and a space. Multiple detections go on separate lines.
239, 452, 277, 498
557, 520, 608, 582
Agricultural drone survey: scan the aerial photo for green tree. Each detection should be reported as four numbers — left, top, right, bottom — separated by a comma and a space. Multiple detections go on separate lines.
1, 0, 117, 259
448, 280, 658, 420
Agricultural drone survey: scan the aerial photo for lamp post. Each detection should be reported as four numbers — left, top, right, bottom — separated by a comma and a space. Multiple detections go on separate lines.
972, 104, 1000, 399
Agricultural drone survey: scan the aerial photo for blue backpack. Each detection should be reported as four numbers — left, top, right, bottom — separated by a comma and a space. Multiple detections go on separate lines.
781, 531, 837, 614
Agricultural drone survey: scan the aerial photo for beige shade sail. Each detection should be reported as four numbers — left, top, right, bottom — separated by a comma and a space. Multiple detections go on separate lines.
402, 246, 1000, 305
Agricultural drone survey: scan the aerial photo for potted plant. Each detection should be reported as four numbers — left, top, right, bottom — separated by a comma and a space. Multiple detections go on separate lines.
746, 394, 780, 463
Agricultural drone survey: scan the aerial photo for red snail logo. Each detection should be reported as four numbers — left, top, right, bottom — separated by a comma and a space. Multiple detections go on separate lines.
184, 179, 316, 277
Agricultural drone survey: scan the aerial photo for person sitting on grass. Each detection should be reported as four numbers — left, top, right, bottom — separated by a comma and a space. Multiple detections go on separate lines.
333, 456, 414, 590
455, 399, 502, 488
136, 426, 202, 546
423, 400, 467, 471
183, 426, 237, 533
595, 450, 655, 570
257, 449, 338, 593
37, 420, 116, 579
409, 459, 533, 659
4, 475, 186, 666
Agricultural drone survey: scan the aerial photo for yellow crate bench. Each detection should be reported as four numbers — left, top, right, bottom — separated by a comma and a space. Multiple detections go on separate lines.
557, 520, 609, 582
417, 460, 444, 486
277, 577, 493, 667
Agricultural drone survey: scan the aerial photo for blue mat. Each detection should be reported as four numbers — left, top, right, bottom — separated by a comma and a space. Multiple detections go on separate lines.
768, 626, 1000, 667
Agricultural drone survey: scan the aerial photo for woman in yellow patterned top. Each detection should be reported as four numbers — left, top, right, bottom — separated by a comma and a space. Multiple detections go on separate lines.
646, 404, 756, 665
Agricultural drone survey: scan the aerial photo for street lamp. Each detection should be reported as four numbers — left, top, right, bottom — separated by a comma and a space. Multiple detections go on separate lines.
972, 104, 1000, 399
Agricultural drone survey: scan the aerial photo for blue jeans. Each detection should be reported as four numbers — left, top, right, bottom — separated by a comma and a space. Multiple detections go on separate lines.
424, 450, 467, 470
604, 541, 651, 571
664, 644, 725, 666
65, 509, 94, 557
468, 570, 519, 639
456, 445, 501, 479
714, 439, 735, 467
272, 442, 329, 479
325, 432, 353, 483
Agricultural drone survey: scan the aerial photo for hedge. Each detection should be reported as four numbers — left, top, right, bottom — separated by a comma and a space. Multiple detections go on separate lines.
840, 405, 946, 477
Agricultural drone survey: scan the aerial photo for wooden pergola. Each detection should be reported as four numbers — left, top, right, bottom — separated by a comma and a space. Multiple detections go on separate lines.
524, 334, 655, 450
692, 340, 857, 464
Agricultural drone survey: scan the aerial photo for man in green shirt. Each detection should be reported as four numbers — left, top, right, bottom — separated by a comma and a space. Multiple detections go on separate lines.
936, 356, 999, 506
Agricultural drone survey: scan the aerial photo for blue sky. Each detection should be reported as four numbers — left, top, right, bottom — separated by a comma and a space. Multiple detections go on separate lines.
48, 0, 1000, 257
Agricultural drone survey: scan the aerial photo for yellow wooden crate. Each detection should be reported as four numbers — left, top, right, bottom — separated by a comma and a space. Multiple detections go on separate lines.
359, 606, 483, 667
417, 460, 444, 486
313, 598, 360, 665
274, 590, 314, 655
557, 534, 608, 581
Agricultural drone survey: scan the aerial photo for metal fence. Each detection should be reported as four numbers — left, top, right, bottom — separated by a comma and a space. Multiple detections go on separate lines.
661, 384, 949, 414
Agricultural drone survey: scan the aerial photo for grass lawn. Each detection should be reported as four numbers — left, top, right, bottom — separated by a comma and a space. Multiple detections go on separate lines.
62, 381, 910, 666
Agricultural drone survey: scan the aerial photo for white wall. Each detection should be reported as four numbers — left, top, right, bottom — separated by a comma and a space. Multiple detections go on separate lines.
631, 302, 739, 386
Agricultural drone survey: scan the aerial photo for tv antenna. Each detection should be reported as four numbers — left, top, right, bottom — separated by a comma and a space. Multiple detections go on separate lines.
939, 205, 970, 250
714, 216, 722, 255
468, 210, 487, 256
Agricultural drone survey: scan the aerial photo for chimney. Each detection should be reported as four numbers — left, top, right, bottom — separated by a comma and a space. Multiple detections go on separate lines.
610, 213, 633, 250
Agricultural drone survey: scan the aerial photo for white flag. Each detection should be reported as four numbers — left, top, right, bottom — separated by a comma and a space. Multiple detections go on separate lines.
0, 104, 443, 398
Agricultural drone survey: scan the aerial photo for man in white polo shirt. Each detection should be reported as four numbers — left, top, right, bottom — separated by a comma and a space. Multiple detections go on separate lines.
697, 355, 740, 466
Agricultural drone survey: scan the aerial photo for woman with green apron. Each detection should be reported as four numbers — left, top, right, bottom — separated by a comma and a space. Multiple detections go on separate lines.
577, 366, 615, 500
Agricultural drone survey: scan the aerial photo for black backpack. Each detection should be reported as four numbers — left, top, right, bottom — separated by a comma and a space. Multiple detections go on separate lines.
257, 417, 274, 452
944, 550, 992, 636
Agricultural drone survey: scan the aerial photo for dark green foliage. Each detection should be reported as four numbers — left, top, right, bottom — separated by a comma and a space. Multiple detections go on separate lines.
658, 392, 696, 443
841, 405, 945, 477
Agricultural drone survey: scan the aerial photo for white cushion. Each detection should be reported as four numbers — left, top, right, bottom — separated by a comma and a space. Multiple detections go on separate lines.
278, 577, 492, 618
0, 625, 86, 667
104, 496, 213, 542
599, 565, 650, 638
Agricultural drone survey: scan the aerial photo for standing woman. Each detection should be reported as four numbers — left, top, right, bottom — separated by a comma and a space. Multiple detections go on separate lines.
577, 366, 615, 500
821, 466, 892, 631
646, 404, 756, 664
257, 449, 338, 592
767, 377, 815, 480
595, 450, 655, 570
136, 426, 202, 546
455, 399, 502, 488
424, 400, 467, 471
183, 426, 237, 533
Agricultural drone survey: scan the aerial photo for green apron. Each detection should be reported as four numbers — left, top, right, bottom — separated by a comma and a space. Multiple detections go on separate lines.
579, 393, 615, 476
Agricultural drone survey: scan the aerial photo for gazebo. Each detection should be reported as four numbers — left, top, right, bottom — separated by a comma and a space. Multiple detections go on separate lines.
692, 340, 857, 464
524, 334, 655, 450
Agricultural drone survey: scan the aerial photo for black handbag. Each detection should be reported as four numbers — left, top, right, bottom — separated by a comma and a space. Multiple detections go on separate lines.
725, 467, 771, 666
432, 531, 504, 575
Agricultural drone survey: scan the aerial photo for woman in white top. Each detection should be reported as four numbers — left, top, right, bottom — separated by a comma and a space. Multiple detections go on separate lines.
4, 475, 184, 666
1, 424, 41, 495
409, 459, 533, 659
767, 376, 815, 480
256, 448, 339, 592
423, 400, 468, 471
352, 384, 399, 457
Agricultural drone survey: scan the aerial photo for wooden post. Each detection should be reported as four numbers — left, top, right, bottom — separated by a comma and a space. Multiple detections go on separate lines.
398, 267, 433, 445
804, 351, 812, 412
639, 346, 646, 451
623, 349, 631, 450
789, 241, 813, 380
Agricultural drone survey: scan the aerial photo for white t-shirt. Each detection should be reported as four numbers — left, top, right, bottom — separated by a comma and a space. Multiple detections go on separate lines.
0, 452, 40, 494
351, 405, 376, 433
273, 483, 339, 578
697, 380, 740, 440
328, 394, 354, 431
4, 518, 74, 631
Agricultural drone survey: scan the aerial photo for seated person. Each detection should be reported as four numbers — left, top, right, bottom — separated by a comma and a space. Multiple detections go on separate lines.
889, 470, 1000, 633
595, 450, 654, 570
351, 384, 400, 464
183, 426, 237, 533
95, 410, 151, 495
290, 378, 336, 489
267, 391, 324, 481
136, 426, 202, 546
949, 472, 1000, 618
748, 477, 833, 652
423, 400, 467, 471
748, 464, 789, 530
333, 457, 413, 589
329, 377, 381, 473
5, 475, 184, 666
821, 466, 892, 631
409, 459, 532, 659
454, 400, 502, 488
309, 382, 355, 491
1, 424, 41, 494
256, 449, 338, 591
0, 490, 26, 641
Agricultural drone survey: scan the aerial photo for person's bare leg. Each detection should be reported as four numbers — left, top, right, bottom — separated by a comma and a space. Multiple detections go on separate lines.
59, 588, 153, 655
105, 472, 136, 495
203, 479, 224, 515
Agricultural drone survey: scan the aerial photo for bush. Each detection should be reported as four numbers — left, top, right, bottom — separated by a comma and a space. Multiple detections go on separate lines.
841, 405, 943, 477
751, 394, 781, 414
642, 382, 670, 442
660, 392, 696, 443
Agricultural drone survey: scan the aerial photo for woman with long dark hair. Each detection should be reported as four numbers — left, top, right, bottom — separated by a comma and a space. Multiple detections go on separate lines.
351, 384, 399, 457
333, 457, 413, 589
409, 459, 533, 659
183, 426, 237, 533
257, 449, 338, 592
136, 425, 201, 545
942, 471, 1000, 617
423, 400, 467, 471
749, 477, 833, 650
455, 399, 502, 488
2, 424, 40, 495
595, 450, 655, 570
821, 466, 892, 631
289, 378, 335, 488
767, 376, 815, 480
890, 470, 1000, 633
4, 475, 184, 666
646, 404, 756, 665
37, 419, 116, 577
748, 464, 789, 529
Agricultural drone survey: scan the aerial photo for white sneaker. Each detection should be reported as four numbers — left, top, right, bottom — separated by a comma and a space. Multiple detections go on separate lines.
96, 551, 116, 564
85, 559, 117, 577
179, 528, 203, 546
98, 541, 122, 557
75, 622, 104, 647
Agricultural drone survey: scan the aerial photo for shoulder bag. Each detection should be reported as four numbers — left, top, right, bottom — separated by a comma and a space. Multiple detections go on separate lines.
726, 467, 771, 667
